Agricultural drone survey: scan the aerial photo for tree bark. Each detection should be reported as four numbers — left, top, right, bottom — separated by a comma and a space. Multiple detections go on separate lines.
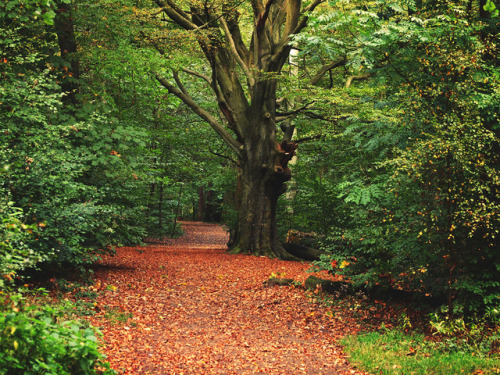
230, 124, 297, 258
54, 0, 80, 106
230, 155, 288, 258
197, 186, 206, 221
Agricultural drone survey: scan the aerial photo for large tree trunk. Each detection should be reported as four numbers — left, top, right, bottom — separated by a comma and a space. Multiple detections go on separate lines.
230, 157, 288, 258
230, 109, 297, 258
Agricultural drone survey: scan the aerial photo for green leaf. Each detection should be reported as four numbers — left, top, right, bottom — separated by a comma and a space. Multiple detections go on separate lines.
484, 0, 499, 16
387, 2, 404, 13
41, 10, 56, 25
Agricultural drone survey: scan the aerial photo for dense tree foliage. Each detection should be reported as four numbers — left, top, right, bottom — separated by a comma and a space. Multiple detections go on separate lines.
282, 0, 500, 315
1, 0, 208, 280
1, 0, 144, 274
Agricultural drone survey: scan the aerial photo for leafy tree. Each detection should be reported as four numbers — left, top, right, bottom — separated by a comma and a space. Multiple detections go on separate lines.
145, 0, 335, 258
304, 0, 500, 313
1, 0, 152, 271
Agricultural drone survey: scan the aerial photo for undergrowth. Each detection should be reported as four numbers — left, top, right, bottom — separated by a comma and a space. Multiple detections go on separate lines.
0, 288, 115, 375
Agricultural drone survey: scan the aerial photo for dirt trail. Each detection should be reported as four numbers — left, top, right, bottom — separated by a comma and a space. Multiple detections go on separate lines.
89, 221, 367, 374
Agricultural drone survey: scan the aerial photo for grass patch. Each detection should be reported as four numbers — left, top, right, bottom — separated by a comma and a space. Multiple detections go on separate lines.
342, 329, 500, 374
104, 306, 133, 325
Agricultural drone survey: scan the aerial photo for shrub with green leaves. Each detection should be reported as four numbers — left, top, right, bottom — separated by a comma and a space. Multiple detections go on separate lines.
0, 190, 48, 288
0, 291, 114, 375
0, 1, 151, 272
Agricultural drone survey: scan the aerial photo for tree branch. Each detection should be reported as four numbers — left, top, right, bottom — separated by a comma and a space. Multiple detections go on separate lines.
276, 110, 329, 123
143, 32, 241, 138
256, 0, 276, 31
302, 110, 328, 120
282, 0, 301, 41
309, 58, 347, 85
250, 0, 265, 18
155, 72, 242, 156
172, 70, 189, 95
181, 68, 212, 86
140, 30, 167, 56
276, 101, 315, 117
303, 0, 324, 13
209, 149, 239, 166
291, 0, 325, 35
295, 134, 323, 143
345, 73, 372, 88
225, 12, 251, 66
271, 1, 325, 71
153, 0, 198, 30
220, 17, 255, 89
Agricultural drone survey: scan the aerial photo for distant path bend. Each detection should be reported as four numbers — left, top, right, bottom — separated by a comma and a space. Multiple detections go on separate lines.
90, 221, 367, 374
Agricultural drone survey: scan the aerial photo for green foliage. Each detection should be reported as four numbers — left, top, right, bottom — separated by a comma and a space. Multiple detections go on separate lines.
0, 0, 60, 26
288, 0, 500, 315
103, 307, 133, 325
0, 290, 114, 375
0, 194, 48, 289
484, 0, 499, 17
0, 0, 156, 273
429, 311, 500, 354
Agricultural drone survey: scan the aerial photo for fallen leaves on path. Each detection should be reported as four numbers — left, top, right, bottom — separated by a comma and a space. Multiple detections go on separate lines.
88, 222, 369, 374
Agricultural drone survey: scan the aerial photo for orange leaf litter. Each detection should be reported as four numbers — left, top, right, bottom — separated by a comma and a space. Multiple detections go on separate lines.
88, 222, 369, 374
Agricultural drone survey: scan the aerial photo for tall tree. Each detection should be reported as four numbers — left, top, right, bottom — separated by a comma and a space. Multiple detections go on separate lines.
54, 0, 80, 106
151, 0, 325, 258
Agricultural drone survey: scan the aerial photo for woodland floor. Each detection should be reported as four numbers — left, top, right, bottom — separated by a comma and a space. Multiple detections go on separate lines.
87, 221, 379, 374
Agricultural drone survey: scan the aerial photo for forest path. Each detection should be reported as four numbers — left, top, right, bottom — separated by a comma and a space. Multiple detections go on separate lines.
89, 221, 367, 374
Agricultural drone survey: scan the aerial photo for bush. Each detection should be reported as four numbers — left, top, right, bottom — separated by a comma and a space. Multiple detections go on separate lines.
0, 291, 114, 375
0, 191, 49, 288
